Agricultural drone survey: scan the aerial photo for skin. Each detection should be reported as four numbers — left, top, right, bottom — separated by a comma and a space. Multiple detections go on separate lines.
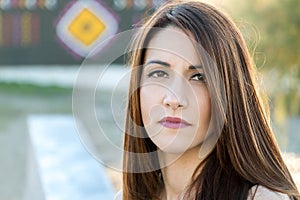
140, 26, 212, 199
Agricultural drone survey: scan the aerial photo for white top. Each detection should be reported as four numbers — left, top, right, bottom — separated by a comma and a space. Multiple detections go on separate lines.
247, 185, 290, 200
114, 185, 290, 200
114, 190, 122, 200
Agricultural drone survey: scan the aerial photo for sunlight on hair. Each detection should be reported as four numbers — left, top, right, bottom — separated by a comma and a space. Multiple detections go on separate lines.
197, 0, 225, 6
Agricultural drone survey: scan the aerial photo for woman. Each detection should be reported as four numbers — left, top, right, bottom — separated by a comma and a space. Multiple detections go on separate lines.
118, 1, 300, 199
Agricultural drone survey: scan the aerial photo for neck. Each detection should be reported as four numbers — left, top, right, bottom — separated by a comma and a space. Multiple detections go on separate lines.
159, 146, 202, 200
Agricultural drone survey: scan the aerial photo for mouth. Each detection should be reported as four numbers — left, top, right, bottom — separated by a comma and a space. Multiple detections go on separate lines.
158, 116, 192, 129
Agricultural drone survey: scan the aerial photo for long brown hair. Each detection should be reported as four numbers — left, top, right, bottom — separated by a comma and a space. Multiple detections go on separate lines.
122, 1, 300, 199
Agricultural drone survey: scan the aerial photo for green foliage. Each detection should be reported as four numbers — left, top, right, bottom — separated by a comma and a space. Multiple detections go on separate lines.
0, 82, 72, 96
0, 82, 73, 116
226, 0, 300, 117
228, 0, 299, 68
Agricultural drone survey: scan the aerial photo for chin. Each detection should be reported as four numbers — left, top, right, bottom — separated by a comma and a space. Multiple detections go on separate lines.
160, 148, 189, 155
155, 138, 201, 154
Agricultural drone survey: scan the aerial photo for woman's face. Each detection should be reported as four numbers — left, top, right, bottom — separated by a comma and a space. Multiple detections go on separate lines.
140, 26, 211, 154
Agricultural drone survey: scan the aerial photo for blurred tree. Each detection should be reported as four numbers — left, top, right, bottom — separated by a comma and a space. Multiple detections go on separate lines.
224, 0, 300, 148
225, 0, 300, 115
226, 0, 299, 68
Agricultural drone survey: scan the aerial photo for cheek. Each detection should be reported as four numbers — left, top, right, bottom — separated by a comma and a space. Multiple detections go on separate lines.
196, 90, 211, 129
199, 93, 210, 113
187, 88, 211, 148
140, 85, 164, 127
140, 87, 151, 125
190, 86, 211, 127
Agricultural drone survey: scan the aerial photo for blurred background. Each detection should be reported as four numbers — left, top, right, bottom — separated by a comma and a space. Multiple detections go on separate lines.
0, 0, 299, 199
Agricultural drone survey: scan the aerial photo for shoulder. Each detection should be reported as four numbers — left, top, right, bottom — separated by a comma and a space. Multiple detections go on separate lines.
247, 185, 290, 200
114, 190, 122, 200
115, 187, 289, 200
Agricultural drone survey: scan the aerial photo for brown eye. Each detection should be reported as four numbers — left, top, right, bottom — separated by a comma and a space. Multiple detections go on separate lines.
147, 70, 168, 78
191, 73, 205, 82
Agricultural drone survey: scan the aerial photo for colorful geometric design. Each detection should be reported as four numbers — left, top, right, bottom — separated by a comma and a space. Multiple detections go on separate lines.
0, 12, 40, 47
25, 0, 37, 9
56, 0, 119, 58
68, 8, 106, 46
31, 13, 40, 45
0, 0, 57, 10
0, 14, 2, 46
11, 13, 21, 46
21, 12, 32, 46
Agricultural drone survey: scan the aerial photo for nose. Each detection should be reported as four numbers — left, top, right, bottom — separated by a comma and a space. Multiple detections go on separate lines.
163, 89, 187, 110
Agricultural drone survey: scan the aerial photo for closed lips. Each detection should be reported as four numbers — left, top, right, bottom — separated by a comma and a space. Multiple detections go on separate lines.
159, 117, 191, 128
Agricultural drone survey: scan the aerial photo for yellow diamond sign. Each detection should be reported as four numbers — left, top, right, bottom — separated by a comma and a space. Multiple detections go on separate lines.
56, 0, 118, 57
68, 8, 106, 46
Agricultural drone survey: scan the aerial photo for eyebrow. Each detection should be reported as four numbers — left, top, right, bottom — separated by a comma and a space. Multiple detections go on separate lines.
144, 60, 203, 70
144, 60, 170, 67
188, 65, 203, 70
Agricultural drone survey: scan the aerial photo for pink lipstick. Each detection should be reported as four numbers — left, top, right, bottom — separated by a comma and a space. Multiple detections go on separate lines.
159, 117, 191, 129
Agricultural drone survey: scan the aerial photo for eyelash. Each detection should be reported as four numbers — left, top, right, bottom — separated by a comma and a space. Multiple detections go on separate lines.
147, 70, 206, 82
191, 73, 206, 82
147, 70, 168, 78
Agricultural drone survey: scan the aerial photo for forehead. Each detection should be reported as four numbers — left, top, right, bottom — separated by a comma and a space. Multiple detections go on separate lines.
145, 26, 201, 65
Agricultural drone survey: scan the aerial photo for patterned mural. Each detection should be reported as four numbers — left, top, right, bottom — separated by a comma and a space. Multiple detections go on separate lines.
0, 0, 165, 65
56, 0, 118, 58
